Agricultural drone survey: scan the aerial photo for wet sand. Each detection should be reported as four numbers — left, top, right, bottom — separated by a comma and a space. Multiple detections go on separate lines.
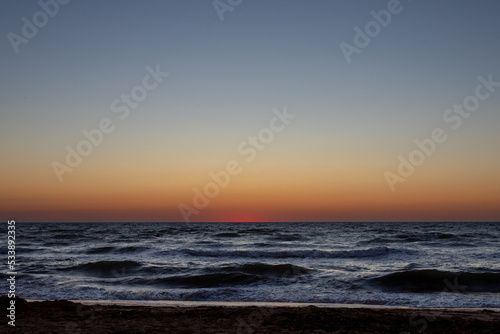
2, 296, 499, 333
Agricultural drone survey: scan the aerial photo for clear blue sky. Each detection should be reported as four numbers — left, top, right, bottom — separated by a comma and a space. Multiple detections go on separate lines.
1, 0, 499, 222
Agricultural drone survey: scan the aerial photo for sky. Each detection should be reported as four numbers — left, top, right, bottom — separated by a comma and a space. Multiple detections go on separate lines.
1, 0, 499, 222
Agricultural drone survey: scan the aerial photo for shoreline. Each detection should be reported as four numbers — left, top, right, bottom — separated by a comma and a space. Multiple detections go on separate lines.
3, 297, 499, 333
26, 298, 500, 311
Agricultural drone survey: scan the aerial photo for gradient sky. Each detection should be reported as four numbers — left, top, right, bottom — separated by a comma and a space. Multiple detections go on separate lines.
1, 0, 499, 222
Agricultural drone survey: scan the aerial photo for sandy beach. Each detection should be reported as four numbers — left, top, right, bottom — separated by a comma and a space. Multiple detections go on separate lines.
2, 296, 499, 333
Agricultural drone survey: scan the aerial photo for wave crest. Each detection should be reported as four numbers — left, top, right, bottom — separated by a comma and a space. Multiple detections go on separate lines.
62, 260, 142, 278
371, 269, 500, 292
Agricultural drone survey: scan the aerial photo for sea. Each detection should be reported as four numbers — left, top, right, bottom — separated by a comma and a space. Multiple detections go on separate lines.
3, 222, 500, 308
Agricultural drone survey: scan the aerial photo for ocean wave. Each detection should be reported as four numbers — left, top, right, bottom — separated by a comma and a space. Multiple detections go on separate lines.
267, 233, 307, 241
86, 246, 115, 254
395, 232, 455, 242
43, 241, 71, 246
121, 263, 310, 288
238, 228, 279, 235
53, 234, 90, 239
371, 269, 500, 293
15, 246, 40, 253
180, 246, 399, 259
23, 264, 52, 274
214, 232, 240, 238
83, 245, 149, 254
152, 273, 261, 288
47, 228, 81, 233
215, 263, 310, 276
61, 260, 142, 278
361, 232, 460, 244
16, 222, 500, 308
193, 240, 222, 245
359, 237, 394, 244
116, 246, 150, 253
458, 232, 497, 239
443, 242, 477, 247
251, 242, 275, 247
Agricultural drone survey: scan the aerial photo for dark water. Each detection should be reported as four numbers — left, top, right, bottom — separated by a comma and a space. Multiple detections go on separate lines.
3, 222, 500, 307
